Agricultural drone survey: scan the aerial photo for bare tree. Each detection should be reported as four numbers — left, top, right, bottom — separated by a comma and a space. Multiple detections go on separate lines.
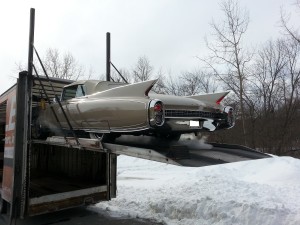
110, 68, 130, 83
152, 68, 167, 94
280, 1, 300, 44
200, 0, 251, 145
276, 38, 300, 154
43, 48, 85, 80
180, 69, 217, 95
164, 74, 184, 96
253, 39, 287, 116
14, 48, 87, 81
247, 39, 287, 151
162, 69, 218, 96
132, 56, 153, 82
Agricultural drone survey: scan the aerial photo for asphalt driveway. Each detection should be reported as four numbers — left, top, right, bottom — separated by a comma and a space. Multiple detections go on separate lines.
0, 206, 162, 225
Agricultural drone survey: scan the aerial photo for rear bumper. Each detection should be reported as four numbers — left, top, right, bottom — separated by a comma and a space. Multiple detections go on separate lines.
156, 107, 235, 133
157, 118, 231, 133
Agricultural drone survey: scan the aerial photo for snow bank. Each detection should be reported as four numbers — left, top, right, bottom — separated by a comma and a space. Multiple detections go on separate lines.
96, 156, 300, 225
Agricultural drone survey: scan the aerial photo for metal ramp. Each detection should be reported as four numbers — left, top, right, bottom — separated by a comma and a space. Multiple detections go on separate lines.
112, 136, 271, 167
32, 136, 270, 167
175, 143, 270, 167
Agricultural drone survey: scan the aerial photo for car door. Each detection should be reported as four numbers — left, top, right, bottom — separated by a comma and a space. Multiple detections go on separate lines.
58, 84, 85, 128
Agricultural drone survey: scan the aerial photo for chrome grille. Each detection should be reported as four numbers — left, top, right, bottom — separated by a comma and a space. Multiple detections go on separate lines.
165, 109, 225, 119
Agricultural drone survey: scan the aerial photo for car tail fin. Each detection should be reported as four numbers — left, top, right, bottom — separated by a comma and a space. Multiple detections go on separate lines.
186, 91, 230, 104
92, 79, 158, 98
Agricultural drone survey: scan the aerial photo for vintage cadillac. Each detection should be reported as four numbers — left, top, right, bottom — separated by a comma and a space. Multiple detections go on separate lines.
36, 79, 235, 141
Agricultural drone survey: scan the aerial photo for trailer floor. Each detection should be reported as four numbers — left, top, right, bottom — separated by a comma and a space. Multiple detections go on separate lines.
0, 206, 162, 225
30, 175, 102, 198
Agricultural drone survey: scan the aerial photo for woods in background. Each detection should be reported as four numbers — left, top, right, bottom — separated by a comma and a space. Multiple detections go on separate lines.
204, 0, 300, 157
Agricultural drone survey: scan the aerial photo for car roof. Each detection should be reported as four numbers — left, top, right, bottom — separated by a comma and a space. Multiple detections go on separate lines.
64, 80, 127, 95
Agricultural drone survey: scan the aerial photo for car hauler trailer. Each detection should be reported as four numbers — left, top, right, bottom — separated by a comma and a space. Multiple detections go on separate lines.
0, 8, 116, 222
0, 72, 117, 223
0, 72, 116, 221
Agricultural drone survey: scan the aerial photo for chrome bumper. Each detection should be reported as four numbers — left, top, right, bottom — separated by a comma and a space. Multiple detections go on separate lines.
161, 106, 235, 132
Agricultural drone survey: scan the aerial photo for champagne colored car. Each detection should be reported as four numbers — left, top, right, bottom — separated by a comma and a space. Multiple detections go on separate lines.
36, 79, 235, 141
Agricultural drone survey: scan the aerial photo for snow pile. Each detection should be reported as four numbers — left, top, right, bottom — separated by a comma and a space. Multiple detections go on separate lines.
96, 155, 300, 225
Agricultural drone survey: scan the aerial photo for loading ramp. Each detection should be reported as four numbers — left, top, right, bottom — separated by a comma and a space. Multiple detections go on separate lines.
32, 136, 270, 168
112, 136, 271, 166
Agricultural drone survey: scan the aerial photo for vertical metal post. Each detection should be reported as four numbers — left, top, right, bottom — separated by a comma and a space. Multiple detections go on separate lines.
109, 154, 117, 198
11, 8, 35, 220
106, 32, 111, 81
106, 153, 110, 200
11, 71, 30, 220
28, 8, 35, 77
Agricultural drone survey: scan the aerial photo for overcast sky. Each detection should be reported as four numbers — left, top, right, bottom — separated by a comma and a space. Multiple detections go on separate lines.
0, 0, 297, 94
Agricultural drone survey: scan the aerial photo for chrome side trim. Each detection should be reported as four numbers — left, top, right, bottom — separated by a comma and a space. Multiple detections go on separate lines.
84, 127, 150, 133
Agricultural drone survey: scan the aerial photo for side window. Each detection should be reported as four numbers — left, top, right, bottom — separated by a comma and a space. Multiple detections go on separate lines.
61, 85, 86, 101
75, 85, 86, 98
